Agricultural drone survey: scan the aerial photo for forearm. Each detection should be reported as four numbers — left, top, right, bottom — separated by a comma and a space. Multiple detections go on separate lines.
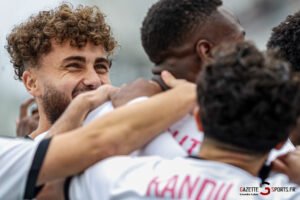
86, 83, 196, 155
38, 130, 101, 185
38, 83, 196, 185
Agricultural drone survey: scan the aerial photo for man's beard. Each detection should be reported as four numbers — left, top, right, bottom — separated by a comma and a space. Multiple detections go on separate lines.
41, 86, 71, 124
41, 85, 94, 124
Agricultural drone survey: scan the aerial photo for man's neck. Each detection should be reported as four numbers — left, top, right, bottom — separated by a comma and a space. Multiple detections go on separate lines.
198, 139, 268, 176
29, 109, 52, 139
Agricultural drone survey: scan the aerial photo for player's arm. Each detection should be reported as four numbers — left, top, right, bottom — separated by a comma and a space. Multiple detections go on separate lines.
37, 71, 196, 185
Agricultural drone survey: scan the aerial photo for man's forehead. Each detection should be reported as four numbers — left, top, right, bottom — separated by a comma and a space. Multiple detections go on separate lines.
203, 7, 244, 43
36, 39, 109, 68
217, 7, 240, 25
48, 39, 108, 59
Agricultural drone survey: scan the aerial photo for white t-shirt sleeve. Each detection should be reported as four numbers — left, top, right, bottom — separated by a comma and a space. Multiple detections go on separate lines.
136, 114, 202, 158
0, 137, 51, 199
83, 97, 149, 126
137, 131, 187, 158
34, 131, 49, 142
83, 101, 115, 125
126, 96, 149, 105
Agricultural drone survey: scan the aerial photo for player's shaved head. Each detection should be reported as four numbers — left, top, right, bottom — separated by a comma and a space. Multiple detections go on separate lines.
197, 41, 300, 154
141, 0, 222, 64
142, 0, 245, 85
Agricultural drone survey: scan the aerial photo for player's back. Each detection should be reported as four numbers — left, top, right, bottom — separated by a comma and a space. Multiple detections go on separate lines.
69, 156, 295, 200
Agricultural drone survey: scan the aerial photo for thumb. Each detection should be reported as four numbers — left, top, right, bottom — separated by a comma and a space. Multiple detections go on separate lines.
161, 70, 183, 88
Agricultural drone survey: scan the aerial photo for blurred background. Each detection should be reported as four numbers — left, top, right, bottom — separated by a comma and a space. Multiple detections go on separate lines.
1, 0, 300, 136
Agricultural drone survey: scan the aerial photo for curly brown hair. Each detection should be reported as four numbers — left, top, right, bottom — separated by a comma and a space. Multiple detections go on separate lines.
6, 3, 117, 80
197, 41, 300, 154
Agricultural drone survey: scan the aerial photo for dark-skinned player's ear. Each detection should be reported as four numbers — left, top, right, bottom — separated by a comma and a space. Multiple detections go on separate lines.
195, 40, 214, 62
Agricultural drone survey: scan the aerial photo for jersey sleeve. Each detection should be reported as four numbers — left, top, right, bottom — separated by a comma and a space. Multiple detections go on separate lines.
137, 131, 187, 158
83, 101, 115, 125
23, 138, 52, 198
0, 137, 51, 199
126, 96, 149, 105
33, 131, 49, 142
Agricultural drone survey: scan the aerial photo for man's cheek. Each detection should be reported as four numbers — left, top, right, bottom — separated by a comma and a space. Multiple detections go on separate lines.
101, 75, 111, 85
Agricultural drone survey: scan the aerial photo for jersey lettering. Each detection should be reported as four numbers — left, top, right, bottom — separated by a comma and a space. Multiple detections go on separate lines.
169, 128, 202, 156
146, 174, 233, 199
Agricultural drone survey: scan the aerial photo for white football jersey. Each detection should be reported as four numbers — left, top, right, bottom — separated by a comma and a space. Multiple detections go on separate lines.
83, 101, 115, 125
0, 137, 51, 199
69, 156, 300, 200
139, 114, 203, 158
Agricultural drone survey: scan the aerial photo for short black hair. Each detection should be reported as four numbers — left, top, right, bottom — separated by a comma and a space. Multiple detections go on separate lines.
267, 11, 300, 71
141, 0, 222, 64
197, 41, 300, 155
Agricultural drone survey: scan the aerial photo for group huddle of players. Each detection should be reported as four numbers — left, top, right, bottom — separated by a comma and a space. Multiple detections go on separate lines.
3, 0, 300, 199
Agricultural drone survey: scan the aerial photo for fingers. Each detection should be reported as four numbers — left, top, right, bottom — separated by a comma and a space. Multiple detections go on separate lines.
161, 70, 186, 88
20, 98, 35, 119
108, 86, 120, 99
161, 71, 176, 88
272, 159, 288, 174
85, 85, 120, 110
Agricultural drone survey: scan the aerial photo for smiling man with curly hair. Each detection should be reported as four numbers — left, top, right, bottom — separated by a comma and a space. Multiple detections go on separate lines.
6, 3, 117, 138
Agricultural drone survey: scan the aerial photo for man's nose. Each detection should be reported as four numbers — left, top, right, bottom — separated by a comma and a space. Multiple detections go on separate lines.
82, 69, 101, 89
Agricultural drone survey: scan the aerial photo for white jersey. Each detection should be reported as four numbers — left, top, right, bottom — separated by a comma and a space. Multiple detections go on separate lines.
69, 156, 300, 200
138, 114, 203, 158
80, 97, 294, 162
83, 101, 115, 125
0, 137, 51, 199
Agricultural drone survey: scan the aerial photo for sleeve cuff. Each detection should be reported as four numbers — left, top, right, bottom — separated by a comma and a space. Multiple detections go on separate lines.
24, 137, 52, 199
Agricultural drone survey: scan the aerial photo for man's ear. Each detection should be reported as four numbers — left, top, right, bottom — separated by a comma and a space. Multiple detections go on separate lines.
193, 106, 204, 132
22, 70, 40, 97
195, 40, 213, 62
274, 140, 287, 150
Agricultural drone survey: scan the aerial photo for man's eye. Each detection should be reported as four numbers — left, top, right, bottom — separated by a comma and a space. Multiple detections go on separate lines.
95, 65, 108, 73
66, 63, 80, 69
65, 63, 83, 72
